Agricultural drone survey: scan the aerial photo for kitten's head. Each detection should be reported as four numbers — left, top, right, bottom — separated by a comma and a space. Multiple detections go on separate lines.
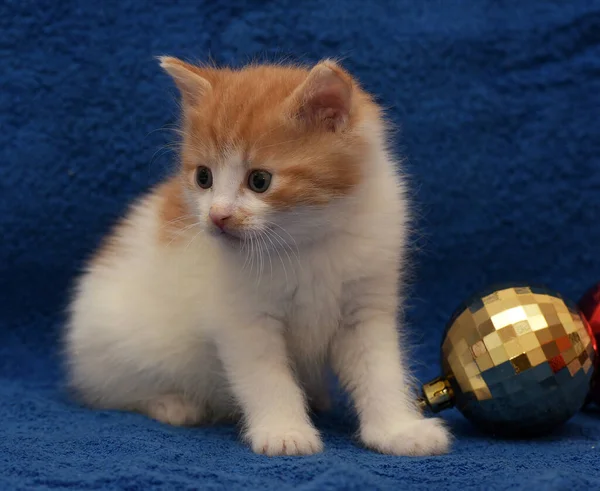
160, 56, 382, 248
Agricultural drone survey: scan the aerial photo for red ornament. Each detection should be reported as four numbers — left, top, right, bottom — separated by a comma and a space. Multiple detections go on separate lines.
578, 283, 600, 405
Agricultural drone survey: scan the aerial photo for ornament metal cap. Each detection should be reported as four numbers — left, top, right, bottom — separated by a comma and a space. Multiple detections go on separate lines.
417, 377, 454, 413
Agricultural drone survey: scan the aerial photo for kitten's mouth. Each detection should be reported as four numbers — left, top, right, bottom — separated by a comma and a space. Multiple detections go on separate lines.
211, 226, 283, 250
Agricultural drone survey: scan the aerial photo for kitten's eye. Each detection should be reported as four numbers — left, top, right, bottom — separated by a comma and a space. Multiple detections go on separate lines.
248, 170, 272, 193
196, 166, 213, 189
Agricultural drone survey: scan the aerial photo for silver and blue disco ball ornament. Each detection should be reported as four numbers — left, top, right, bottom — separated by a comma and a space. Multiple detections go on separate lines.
418, 285, 596, 436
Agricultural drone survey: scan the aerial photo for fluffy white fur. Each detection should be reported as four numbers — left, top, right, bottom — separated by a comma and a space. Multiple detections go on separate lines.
65, 68, 451, 458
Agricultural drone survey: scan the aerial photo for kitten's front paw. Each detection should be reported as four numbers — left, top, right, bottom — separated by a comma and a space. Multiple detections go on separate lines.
247, 424, 323, 456
361, 417, 451, 456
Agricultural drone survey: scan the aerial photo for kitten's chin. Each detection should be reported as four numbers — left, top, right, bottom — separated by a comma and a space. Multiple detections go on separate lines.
209, 228, 244, 246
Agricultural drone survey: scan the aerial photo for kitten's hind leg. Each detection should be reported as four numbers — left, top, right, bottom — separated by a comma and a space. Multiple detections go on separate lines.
138, 394, 205, 426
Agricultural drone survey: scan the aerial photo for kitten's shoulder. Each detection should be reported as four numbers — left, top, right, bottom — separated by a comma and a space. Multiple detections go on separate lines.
88, 177, 185, 270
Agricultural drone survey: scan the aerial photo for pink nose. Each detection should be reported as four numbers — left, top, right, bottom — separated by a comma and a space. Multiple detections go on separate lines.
209, 209, 231, 230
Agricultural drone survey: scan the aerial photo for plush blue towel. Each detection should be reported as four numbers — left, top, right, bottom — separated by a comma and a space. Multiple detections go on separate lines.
2, 1, 600, 489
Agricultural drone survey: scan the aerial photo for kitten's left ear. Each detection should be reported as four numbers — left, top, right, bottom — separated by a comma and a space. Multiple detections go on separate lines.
158, 56, 212, 106
287, 60, 353, 132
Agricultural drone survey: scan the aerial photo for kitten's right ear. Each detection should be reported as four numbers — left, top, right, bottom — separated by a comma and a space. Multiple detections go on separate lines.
158, 56, 212, 106
285, 60, 353, 132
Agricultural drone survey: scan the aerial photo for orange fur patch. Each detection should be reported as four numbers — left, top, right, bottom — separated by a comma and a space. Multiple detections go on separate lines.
156, 177, 195, 244
172, 60, 380, 209
91, 177, 194, 264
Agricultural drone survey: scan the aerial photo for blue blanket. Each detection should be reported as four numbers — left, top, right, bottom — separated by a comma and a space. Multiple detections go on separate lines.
2, 1, 600, 489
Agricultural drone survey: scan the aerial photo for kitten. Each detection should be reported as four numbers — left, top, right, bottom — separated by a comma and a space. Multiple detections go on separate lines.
65, 56, 451, 456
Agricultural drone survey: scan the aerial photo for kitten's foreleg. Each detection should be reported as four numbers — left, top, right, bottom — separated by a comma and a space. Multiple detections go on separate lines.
215, 317, 323, 456
331, 302, 451, 456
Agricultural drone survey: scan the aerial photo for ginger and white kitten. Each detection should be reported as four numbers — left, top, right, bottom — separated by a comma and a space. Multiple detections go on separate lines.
65, 56, 451, 456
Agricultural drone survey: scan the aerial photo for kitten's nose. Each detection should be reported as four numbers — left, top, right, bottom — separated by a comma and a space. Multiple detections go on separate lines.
209, 209, 231, 230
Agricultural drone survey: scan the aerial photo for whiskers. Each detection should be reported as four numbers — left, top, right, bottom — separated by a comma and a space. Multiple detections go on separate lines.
239, 222, 301, 289
159, 214, 203, 247
241, 230, 269, 289
184, 228, 204, 252
161, 215, 302, 291
265, 221, 301, 260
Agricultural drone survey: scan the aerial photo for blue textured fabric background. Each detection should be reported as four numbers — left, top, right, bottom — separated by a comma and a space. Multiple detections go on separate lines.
2, 1, 600, 489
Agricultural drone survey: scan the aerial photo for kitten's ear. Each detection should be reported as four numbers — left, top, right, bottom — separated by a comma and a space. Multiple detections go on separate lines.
158, 56, 212, 106
288, 60, 353, 132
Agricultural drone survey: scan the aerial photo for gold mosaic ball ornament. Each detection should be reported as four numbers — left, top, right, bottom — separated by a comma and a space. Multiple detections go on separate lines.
418, 285, 596, 436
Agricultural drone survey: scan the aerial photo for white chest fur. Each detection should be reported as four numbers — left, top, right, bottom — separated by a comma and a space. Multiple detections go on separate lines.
284, 247, 344, 362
